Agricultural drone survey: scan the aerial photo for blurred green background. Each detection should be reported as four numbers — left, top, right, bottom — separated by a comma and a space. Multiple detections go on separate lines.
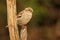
0, 0, 60, 40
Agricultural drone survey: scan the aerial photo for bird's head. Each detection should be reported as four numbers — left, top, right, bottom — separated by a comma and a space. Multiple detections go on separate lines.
25, 7, 33, 13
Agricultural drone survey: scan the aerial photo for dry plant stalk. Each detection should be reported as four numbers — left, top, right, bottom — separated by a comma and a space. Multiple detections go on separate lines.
20, 26, 27, 40
6, 0, 19, 40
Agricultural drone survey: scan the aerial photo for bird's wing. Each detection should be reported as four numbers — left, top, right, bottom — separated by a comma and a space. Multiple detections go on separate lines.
17, 10, 24, 18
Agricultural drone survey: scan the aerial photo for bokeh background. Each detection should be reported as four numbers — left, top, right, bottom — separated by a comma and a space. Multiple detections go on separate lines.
0, 0, 60, 40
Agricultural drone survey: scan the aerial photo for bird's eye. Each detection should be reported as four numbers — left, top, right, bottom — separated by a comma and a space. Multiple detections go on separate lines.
28, 9, 33, 12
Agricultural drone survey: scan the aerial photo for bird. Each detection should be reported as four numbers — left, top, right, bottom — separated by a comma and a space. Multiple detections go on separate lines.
17, 7, 33, 29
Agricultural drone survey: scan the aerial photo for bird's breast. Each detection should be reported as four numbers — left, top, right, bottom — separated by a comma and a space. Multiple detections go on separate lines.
17, 12, 32, 25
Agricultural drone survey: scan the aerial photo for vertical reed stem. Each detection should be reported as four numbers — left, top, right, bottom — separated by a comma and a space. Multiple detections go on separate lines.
6, 0, 19, 40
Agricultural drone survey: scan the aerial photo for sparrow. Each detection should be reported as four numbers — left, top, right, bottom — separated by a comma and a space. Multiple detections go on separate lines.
17, 7, 33, 28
